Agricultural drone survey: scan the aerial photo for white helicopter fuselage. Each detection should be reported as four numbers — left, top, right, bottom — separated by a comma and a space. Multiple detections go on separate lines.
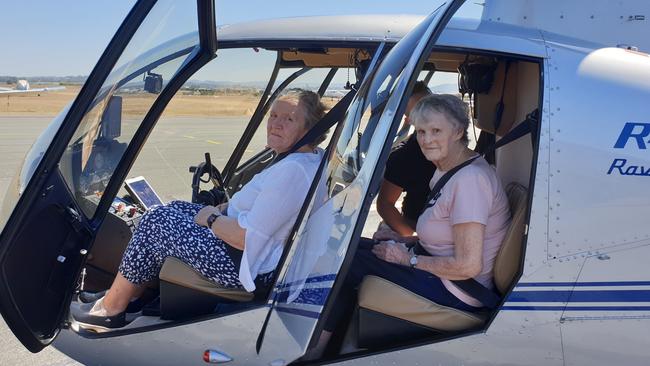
46, 7, 650, 365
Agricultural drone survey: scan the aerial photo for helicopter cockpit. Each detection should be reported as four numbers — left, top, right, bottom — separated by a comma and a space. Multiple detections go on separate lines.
60, 17, 399, 332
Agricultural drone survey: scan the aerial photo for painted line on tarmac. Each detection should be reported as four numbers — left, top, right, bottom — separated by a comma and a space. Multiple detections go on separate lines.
206, 140, 222, 145
183, 135, 196, 139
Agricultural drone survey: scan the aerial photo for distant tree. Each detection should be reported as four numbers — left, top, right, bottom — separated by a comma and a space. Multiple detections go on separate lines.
0, 76, 18, 84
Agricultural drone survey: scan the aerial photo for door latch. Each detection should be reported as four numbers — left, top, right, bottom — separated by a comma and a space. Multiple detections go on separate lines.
65, 206, 88, 235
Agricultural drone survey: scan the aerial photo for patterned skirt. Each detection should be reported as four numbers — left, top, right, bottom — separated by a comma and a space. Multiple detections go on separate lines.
118, 200, 272, 289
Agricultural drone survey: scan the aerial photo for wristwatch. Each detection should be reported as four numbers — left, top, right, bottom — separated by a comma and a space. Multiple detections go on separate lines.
409, 254, 418, 268
206, 212, 221, 229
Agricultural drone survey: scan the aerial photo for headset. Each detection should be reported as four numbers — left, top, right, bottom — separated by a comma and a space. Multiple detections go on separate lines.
457, 55, 498, 97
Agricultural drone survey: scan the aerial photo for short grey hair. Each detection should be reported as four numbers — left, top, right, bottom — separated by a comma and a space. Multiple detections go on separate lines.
275, 89, 327, 147
410, 94, 470, 146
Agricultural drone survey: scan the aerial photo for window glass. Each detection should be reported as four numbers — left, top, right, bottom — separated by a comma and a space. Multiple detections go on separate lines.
124, 47, 276, 202
418, 69, 477, 149
58, 0, 199, 217
324, 16, 434, 199
275, 7, 445, 317
237, 67, 340, 165
391, 69, 466, 143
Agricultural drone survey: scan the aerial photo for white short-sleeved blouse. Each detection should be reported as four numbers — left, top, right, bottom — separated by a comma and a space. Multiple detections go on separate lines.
226, 149, 323, 291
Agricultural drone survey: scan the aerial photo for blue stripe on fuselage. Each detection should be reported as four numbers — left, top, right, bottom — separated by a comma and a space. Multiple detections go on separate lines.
507, 290, 650, 303
272, 276, 650, 313
502, 305, 650, 311
516, 281, 650, 287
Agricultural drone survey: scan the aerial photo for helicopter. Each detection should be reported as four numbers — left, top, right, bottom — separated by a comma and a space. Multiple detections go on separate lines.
1, 0, 650, 365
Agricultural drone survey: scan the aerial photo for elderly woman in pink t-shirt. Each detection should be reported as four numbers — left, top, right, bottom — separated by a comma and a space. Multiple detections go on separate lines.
314, 94, 511, 354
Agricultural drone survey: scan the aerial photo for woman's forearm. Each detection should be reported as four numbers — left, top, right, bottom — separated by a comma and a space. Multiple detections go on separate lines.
415, 255, 480, 280
377, 180, 414, 236
377, 202, 415, 236
414, 223, 484, 280
211, 215, 246, 250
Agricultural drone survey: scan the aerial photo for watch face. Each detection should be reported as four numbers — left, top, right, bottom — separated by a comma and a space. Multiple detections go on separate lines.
410, 255, 418, 266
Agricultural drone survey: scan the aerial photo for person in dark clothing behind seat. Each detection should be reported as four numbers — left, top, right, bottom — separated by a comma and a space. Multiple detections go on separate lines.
376, 81, 433, 236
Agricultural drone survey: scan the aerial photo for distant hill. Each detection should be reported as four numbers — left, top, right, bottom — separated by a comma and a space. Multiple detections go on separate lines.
0, 75, 460, 94
0, 75, 86, 84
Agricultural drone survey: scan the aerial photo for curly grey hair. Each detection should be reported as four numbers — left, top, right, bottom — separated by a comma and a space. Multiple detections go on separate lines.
409, 94, 470, 146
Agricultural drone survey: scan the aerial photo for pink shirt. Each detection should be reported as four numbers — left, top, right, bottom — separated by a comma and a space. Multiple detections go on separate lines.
416, 156, 511, 307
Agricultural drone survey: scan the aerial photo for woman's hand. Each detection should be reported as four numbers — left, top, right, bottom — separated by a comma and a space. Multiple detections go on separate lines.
372, 242, 410, 266
215, 202, 228, 214
372, 227, 403, 242
194, 205, 221, 227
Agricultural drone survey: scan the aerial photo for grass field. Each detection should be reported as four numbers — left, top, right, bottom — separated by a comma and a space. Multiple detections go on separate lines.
0, 84, 339, 117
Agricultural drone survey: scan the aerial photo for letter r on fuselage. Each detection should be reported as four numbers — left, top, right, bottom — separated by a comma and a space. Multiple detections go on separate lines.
614, 122, 650, 149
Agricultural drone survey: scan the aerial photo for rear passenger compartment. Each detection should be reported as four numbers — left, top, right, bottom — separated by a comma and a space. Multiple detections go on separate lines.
336, 53, 541, 355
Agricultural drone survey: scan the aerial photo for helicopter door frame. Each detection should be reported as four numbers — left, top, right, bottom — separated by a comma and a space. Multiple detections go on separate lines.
254, 1, 467, 363
0, 0, 217, 353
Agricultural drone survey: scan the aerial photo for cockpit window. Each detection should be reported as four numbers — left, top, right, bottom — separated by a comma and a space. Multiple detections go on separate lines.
325, 16, 433, 198
58, 0, 200, 218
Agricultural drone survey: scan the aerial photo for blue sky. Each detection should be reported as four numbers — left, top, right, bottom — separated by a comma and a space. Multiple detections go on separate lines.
0, 1, 482, 80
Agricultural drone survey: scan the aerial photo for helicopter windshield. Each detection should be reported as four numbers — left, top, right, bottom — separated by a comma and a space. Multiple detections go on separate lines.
57, 1, 200, 218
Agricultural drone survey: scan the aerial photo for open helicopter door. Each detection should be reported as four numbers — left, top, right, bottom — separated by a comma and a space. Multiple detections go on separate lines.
255, 1, 466, 364
0, 0, 216, 352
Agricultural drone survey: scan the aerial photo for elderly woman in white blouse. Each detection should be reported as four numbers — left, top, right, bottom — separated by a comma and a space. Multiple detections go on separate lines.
72, 90, 326, 330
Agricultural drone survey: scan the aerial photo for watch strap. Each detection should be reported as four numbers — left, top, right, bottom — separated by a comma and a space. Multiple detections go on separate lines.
207, 212, 221, 229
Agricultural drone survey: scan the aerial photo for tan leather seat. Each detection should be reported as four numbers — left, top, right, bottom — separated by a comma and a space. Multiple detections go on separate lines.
159, 257, 253, 302
358, 183, 528, 332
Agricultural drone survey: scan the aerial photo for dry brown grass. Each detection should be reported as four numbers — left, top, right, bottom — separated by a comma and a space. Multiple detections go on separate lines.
0, 84, 340, 117
0, 84, 82, 116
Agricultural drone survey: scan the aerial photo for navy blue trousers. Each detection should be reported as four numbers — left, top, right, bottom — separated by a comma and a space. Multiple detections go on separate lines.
324, 238, 480, 331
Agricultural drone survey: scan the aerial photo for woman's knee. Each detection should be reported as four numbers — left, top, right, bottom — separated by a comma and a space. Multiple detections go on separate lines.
167, 200, 203, 214
140, 204, 179, 226
345, 247, 381, 286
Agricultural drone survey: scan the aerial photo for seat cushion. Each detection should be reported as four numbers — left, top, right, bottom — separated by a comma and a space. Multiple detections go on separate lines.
358, 275, 486, 332
159, 257, 253, 302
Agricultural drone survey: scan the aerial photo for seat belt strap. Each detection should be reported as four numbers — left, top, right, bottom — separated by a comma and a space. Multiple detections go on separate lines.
412, 243, 501, 309
482, 108, 538, 156
421, 156, 479, 214
273, 88, 357, 163
451, 278, 501, 309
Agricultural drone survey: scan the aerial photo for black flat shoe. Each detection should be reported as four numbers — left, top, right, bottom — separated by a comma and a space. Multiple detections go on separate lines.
71, 301, 128, 332
78, 290, 107, 303
78, 290, 146, 313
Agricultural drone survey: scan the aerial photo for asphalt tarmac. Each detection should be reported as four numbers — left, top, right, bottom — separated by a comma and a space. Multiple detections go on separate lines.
0, 115, 384, 365
0, 115, 257, 365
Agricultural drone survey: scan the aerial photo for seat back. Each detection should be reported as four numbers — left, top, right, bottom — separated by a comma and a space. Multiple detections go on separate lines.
493, 182, 528, 295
